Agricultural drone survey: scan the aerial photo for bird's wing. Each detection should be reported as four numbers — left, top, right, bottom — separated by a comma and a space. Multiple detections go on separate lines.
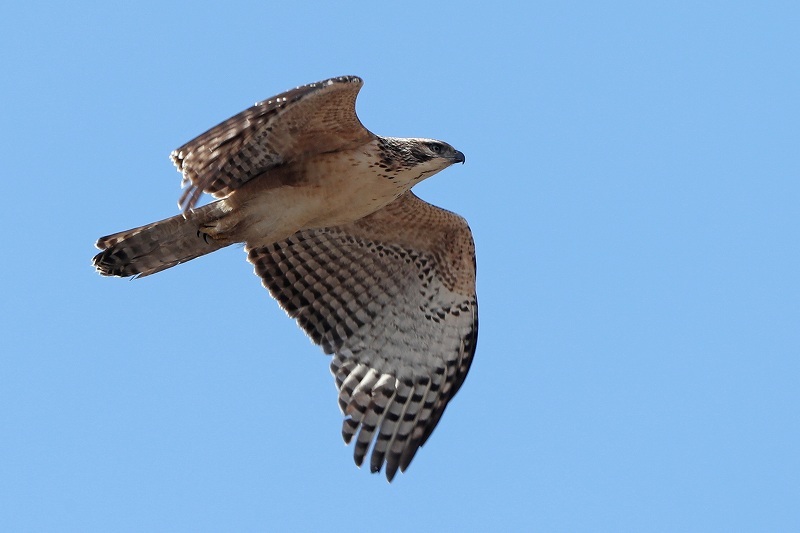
171, 75, 374, 210
246, 191, 478, 481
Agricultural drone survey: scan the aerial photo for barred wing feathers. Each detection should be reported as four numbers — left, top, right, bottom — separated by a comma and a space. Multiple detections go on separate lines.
247, 192, 478, 481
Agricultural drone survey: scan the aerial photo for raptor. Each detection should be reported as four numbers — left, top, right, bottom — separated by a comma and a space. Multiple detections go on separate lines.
93, 75, 478, 481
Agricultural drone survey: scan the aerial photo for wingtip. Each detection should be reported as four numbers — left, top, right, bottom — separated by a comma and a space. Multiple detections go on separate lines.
324, 75, 363, 87
384, 461, 399, 482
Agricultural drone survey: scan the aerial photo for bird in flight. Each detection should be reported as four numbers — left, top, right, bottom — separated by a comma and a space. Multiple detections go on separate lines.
93, 75, 478, 481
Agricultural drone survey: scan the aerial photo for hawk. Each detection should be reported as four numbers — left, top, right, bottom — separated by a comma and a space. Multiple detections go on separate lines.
93, 76, 478, 481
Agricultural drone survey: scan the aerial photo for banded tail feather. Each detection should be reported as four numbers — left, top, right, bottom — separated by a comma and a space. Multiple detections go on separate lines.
93, 202, 230, 278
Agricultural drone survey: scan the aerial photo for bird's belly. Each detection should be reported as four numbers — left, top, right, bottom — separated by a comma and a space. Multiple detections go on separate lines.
231, 155, 406, 246
302, 159, 407, 227
307, 180, 404, 227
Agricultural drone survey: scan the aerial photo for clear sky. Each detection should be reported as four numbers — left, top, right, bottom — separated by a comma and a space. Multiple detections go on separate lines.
2, 1, 798, 531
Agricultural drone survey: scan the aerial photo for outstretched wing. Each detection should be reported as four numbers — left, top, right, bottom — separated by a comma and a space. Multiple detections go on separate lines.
171, 75, 374, 210
247, 192, 478, 481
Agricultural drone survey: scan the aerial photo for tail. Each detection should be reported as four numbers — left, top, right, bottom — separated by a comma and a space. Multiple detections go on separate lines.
93, 202, 231, 278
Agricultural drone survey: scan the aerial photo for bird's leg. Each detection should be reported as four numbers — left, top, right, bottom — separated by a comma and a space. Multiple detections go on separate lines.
196, 229, 211, 244
196, 211, 243, 245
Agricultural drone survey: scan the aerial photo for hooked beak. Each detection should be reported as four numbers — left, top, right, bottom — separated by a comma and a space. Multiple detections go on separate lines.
453, 150, 465, 164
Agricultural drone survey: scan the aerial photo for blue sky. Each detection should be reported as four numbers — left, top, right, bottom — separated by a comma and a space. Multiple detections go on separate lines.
2, 1, 799, 531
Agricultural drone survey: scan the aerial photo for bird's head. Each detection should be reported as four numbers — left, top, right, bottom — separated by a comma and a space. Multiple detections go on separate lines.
408, 138, 465, 167
379, 137, 465, 185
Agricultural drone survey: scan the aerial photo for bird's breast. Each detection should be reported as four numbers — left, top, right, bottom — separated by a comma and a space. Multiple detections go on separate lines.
227, 146, 412, 246
298, 148, 410, 227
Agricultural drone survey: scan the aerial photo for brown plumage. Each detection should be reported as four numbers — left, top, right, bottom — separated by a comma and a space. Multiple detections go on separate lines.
94, 202, 228, 277
93, 76, 477, 481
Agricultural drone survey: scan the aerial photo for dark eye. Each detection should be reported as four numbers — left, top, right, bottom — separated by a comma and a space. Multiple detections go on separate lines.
428, 143, 443, 155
